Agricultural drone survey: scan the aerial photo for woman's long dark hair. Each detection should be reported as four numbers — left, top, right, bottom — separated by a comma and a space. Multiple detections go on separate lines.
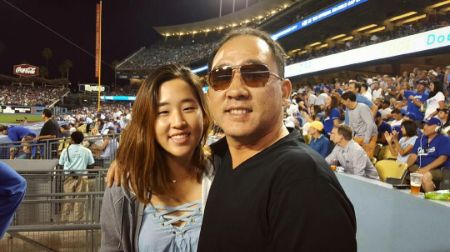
116, 64, 211, 204
428, 80, 444, 98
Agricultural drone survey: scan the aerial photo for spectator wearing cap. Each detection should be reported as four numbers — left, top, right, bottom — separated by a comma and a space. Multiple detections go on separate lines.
424, 80, 446, 120
326, 125, 379, 179
406, 118, 450, 192
403, 79, 429, 122
308, 121, 330, 157
389, 109, 404, 128
341, 91, 378, 158
375, 111, 392, 145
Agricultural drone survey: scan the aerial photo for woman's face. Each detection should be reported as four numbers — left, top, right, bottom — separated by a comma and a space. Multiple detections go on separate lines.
430, 82, 435, 92
155, 78, 204, 161
325, 96, 332, 107
401, 126, 406, 135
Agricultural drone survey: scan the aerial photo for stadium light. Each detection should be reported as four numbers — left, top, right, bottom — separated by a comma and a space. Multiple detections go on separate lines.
387, 11, 417, 22
306, 41, 321, 48
330, 34, 347, 40
397, 14, 427, 26
338, 36, 354, 43
428, 0, 450, 9
442, 6, 450, 11
355, 24, 377, 32
366, 26, 386, 34
257, 15, 263, 19
315, 43, 329, 50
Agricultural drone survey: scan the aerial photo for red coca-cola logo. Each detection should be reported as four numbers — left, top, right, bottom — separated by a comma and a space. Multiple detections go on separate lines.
13, 64, 39, 77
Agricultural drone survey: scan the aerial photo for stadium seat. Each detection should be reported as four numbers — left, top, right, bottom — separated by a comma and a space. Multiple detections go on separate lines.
377, 145, 397, 161
375, 160, 407, 182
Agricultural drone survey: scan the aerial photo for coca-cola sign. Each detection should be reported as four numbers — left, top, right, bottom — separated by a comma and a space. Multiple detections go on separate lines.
13, 64, 39, 77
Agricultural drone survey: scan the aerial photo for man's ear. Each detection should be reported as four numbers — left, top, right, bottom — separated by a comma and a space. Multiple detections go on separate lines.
281, 79, 292, 100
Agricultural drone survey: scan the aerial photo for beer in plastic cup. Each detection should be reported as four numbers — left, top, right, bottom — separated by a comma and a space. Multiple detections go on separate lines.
330, 165, 337, 171
410, 173, 423, 195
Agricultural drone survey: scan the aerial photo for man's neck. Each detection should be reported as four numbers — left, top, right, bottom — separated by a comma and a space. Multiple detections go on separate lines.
227, 124, 289, 169
427, 133, 438, 143
338, 139, 350, 148
348, 102, 357, 110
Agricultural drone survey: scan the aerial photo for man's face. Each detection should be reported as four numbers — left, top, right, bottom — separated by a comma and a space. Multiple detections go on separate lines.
438, 110, 448, 120
393, 113, 402, 121
423, 123, 437, 137
341, 98, 350, 108
207, 35, 291, 141
416, 84, 425, 92
330, 128, 342, 144
348, 83, 356, 93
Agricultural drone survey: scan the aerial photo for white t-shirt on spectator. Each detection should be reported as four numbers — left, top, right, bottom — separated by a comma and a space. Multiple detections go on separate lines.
379, 108, 392, 119
390, 119, 403, 128
286, 104, 299, 117
316, 93, 329, 107
425, 92, 445, 119
372, 89, 383, 101
307, 94, 317, 106
397, 136, 418, 164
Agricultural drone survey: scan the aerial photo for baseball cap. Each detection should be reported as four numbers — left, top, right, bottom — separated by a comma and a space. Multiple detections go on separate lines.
309, 121, 324, 131
376, 111, 382, 118
416, 79, 429, 86
423, 117, 442, 127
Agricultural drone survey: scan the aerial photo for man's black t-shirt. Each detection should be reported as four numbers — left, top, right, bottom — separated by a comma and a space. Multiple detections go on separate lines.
198, 131, 357, 252
40, 119, 61, 138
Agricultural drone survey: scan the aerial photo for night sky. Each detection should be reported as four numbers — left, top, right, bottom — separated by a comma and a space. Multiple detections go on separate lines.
0, 0, 257, 85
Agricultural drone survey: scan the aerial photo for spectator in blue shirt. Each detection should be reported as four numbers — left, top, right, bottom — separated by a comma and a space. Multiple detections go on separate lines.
406, 117, 450, 192
0, 161, 27, 238
323, 95, 341, 136
403, 79, 429, 122
308, 121, 330, 157
375, 112, 392, 144
0, 124, 36, 142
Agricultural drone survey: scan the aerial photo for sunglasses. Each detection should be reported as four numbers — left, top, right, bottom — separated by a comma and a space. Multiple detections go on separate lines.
207, 63, 283, 91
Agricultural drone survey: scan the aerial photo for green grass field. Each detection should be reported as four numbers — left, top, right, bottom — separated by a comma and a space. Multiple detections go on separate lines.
0, 114, 42, 124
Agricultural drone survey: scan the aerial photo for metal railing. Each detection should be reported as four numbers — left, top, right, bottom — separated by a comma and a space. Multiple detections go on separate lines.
0, 169, 108, 252
0, 133, 120, 167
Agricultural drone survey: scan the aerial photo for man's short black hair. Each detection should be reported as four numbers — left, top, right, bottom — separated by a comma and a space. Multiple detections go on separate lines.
71, 131, 84, 144
207, 28, 286, 78
0, 124, 7, 132
42, 108, 52, 118
392, 108, 402, 115
341, 91, 357, 102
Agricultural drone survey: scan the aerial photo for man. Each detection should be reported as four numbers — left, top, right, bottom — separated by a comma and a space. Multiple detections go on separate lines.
341, 91, 378, 158
0, 161, 26, 238
347, 81, 378, 116
326, 125, 379, 179
379, 100, 393, 120
360, 82, 372, 101
0, 124, 37, 159
403, 79, 429, 122
375, 111, 392, 145
307, 121, 330, 157
0, 124, 36, 142
59, 131, 95, 222
38, 108, 62, 158
198, 28, 356, 251
389, 108, 404, 128
406, 118, 450, 192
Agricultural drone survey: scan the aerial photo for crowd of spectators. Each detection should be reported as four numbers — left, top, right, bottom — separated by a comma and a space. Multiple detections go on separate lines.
118, 37, 218, 71
284, 65, 450, 192
287, 14, 449, 64
0, 85, 69, 106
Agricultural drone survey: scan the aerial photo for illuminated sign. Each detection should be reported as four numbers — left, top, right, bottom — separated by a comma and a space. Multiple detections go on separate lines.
285, 26, 450, 77
192, 0, 368, 73
13, 64, 39, 77
101, 96, 136, 101
271, 0, 368, 40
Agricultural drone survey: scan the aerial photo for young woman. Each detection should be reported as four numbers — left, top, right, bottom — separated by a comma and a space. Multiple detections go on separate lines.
100, 64, 212, 252
424, 80, 445, 120
322, 94, 341, 137
383, 120, 418, 164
